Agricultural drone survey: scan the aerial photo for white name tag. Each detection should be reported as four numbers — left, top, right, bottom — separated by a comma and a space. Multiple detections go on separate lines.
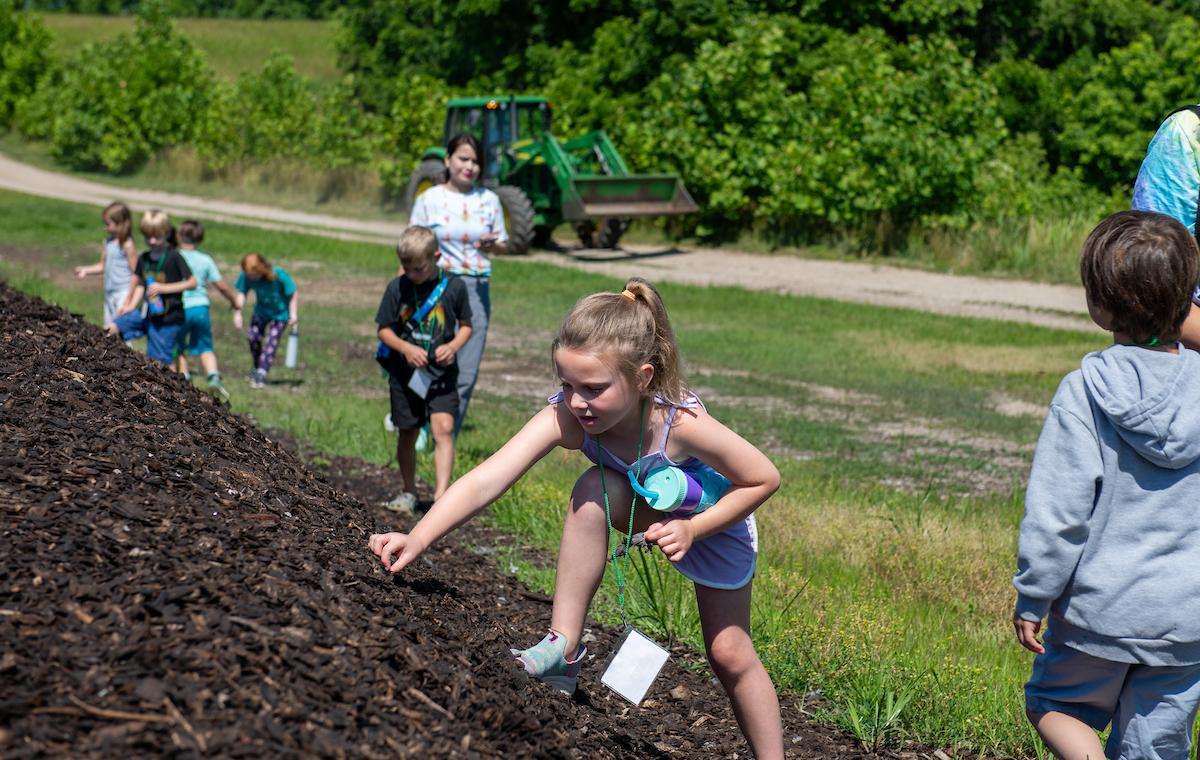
600, 627, 670, 705
407, 367, 433, 398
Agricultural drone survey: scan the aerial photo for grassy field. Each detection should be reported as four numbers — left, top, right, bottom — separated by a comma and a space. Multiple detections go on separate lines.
0, 189, 1114, 757
40, 13, 340, 82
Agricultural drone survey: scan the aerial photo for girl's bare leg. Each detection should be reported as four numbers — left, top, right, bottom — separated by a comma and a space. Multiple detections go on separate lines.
696, 582, 784, 760
429, 412, 455, 499
549, 466, 652, 654
1028, 711, 1104, 760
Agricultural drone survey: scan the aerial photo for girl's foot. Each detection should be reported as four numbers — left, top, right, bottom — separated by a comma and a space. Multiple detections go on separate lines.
511, 630, 586, 695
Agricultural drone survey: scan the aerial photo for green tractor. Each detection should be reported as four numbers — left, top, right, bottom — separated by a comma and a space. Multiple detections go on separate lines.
404, 96, 697, 253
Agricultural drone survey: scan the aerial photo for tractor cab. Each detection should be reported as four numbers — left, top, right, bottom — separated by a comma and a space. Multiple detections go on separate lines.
444, 97, 551, 180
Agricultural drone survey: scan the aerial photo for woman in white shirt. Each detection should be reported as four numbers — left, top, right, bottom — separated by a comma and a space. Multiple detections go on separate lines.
409, 133, 509, 435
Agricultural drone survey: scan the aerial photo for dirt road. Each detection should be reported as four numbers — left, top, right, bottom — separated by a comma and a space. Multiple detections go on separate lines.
0, 152, 1094, 332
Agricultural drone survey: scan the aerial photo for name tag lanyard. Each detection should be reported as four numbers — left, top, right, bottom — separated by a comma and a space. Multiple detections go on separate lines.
594, 400, 671, 704
404, 274, 446, 397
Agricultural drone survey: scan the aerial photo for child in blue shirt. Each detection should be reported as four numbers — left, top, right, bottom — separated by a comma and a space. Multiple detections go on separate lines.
233, 252, 297, 389
1014, 210, 1200, 760
175, 220, 238, 396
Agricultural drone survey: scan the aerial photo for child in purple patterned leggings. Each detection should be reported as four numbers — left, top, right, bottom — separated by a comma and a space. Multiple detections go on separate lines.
232, 252, 297, 389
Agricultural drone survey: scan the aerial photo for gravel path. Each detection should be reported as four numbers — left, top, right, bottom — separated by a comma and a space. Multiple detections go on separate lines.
0, 152, 1095, 332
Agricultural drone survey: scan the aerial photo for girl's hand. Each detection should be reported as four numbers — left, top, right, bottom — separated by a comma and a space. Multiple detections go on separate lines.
74, 266, 88, 279
287, 317, 298, 328
1013, 614, 1045, 654
644, 518, 695, 563
369, 532, 426, 573
433, 344, 456, 365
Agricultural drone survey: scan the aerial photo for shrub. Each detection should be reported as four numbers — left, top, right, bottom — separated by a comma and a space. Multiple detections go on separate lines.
0, 3, 52, 129
24, 0, 213, 172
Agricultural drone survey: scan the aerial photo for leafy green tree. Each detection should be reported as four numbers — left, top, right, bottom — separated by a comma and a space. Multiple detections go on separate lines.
24, 0, 213, 172
0, 2, 52, 128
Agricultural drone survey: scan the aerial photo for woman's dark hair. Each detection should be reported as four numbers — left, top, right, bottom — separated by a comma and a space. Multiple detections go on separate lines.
1080, 210, 1200, 342
445, 133, 485, 179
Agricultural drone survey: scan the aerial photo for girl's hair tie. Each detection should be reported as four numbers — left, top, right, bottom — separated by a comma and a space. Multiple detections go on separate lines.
621, 289, 637, 301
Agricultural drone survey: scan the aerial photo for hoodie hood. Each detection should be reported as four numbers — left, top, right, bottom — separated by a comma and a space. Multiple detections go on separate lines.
1081, 345, 1200, 468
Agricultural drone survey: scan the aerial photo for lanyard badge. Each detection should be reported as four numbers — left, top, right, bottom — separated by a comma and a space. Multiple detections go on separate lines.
594, 400, 671, 705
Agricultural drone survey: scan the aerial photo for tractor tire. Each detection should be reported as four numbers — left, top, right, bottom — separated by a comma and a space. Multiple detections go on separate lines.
576, 218, 627, 249
495, 185, 535, 255
404, 159, 447, 216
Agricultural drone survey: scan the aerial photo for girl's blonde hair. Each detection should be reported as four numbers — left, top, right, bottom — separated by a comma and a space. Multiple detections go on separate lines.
241, 252, 276, 281
552, 277, 686, 403
103, 201, 132, 243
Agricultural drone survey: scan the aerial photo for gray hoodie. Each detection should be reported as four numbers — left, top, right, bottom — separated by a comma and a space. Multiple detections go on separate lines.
1014, 344, 1200, 666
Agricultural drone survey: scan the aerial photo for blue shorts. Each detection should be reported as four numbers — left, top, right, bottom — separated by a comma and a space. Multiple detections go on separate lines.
177, 306, 214, 355
113, 311, 184, 365
1026, 627, 1200, 759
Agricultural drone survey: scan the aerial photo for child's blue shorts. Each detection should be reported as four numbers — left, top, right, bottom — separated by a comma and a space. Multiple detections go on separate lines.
1026, 626, 1200, 760
177, 306, 214, 355
113, 311, 184, 365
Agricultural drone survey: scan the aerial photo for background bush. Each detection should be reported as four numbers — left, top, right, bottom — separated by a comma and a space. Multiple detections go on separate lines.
6, 0, 1200, 251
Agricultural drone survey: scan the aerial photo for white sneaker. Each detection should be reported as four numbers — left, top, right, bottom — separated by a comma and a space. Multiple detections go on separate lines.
384, 413, 397, 433
383, 492, 417, 515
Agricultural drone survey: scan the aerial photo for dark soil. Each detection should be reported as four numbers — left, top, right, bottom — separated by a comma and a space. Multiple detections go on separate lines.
0, 282, 933, 758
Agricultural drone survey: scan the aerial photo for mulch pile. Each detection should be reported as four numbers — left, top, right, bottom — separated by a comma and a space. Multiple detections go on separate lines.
0, 282, 925, 758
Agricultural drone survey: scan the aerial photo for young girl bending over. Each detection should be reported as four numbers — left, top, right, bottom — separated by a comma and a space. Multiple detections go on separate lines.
370, 278, 784, 759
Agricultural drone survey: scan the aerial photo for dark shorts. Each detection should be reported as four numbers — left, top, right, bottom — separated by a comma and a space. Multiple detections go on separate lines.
389, 368, 459, 429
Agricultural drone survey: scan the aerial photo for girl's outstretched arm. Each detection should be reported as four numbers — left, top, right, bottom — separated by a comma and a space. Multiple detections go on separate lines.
370, 404, 569, 573
643, 409, 779, 561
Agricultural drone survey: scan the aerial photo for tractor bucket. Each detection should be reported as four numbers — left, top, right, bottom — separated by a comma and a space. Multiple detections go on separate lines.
561, 175, 698, 220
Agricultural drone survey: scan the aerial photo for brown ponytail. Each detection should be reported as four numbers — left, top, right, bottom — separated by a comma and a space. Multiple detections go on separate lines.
552, 277, 687, 403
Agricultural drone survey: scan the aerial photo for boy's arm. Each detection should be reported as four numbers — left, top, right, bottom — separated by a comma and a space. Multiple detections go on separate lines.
1013, 403, 1103, 624
151, 274, 197, 295
370, 404, 567, 572
213, 279, 238, 307
378, 325, 428, 367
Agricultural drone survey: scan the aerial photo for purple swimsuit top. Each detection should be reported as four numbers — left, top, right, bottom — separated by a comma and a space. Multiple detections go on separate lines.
547, 391, 718, 479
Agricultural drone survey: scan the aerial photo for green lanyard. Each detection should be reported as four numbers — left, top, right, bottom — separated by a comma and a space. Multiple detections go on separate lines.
595, 399, 645, 624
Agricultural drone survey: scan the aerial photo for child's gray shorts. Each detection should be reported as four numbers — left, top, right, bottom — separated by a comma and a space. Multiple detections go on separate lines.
1026, 627, 1200, 760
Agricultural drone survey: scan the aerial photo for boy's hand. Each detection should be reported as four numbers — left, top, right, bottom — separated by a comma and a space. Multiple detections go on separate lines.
433, 344, 457, 366
1013, 614, 1046, 654
644, 518, 695, 562
402, 343, 429, 368
369, 532, 426, 573
145, 282, 163, 299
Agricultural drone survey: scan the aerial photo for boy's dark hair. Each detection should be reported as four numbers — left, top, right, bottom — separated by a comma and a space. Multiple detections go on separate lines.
179, 219, 204, 245
396, 226, 438, 268
1080, 210, 1199, 341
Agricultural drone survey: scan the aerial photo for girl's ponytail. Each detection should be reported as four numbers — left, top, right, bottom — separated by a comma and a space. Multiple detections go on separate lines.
553, 277, 687, 404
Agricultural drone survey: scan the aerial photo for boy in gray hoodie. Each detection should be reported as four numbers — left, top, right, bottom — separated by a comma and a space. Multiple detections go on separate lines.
1014, 210, 1200, 760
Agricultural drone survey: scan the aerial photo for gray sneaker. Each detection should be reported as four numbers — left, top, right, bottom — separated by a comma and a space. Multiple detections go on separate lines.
383, 492, 417, 515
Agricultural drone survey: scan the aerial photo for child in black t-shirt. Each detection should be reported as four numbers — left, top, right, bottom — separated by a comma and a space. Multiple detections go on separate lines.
109, 209, 196, 366
376, 226, 473, 515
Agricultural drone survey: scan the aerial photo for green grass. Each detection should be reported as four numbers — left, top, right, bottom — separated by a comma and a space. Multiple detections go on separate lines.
0, 189, 1116, 758
39, 13, 340, 82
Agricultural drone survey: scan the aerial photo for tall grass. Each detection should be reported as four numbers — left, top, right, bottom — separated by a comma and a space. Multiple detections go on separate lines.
0, 190, 1116, 757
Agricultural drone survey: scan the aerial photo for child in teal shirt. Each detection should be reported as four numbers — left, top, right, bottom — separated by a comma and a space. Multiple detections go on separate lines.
233, 252, 297, 389
175, 220, 238, 396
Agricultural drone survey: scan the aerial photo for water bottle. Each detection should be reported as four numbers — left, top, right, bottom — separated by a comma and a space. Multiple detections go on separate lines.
285, 326, 299, 369
144, 275, 165, 315
627, 465, 731, 515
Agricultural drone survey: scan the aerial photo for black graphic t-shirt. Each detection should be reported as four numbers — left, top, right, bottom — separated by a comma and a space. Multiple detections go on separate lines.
134, 246, 192, 325
374, 274, 472, 373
